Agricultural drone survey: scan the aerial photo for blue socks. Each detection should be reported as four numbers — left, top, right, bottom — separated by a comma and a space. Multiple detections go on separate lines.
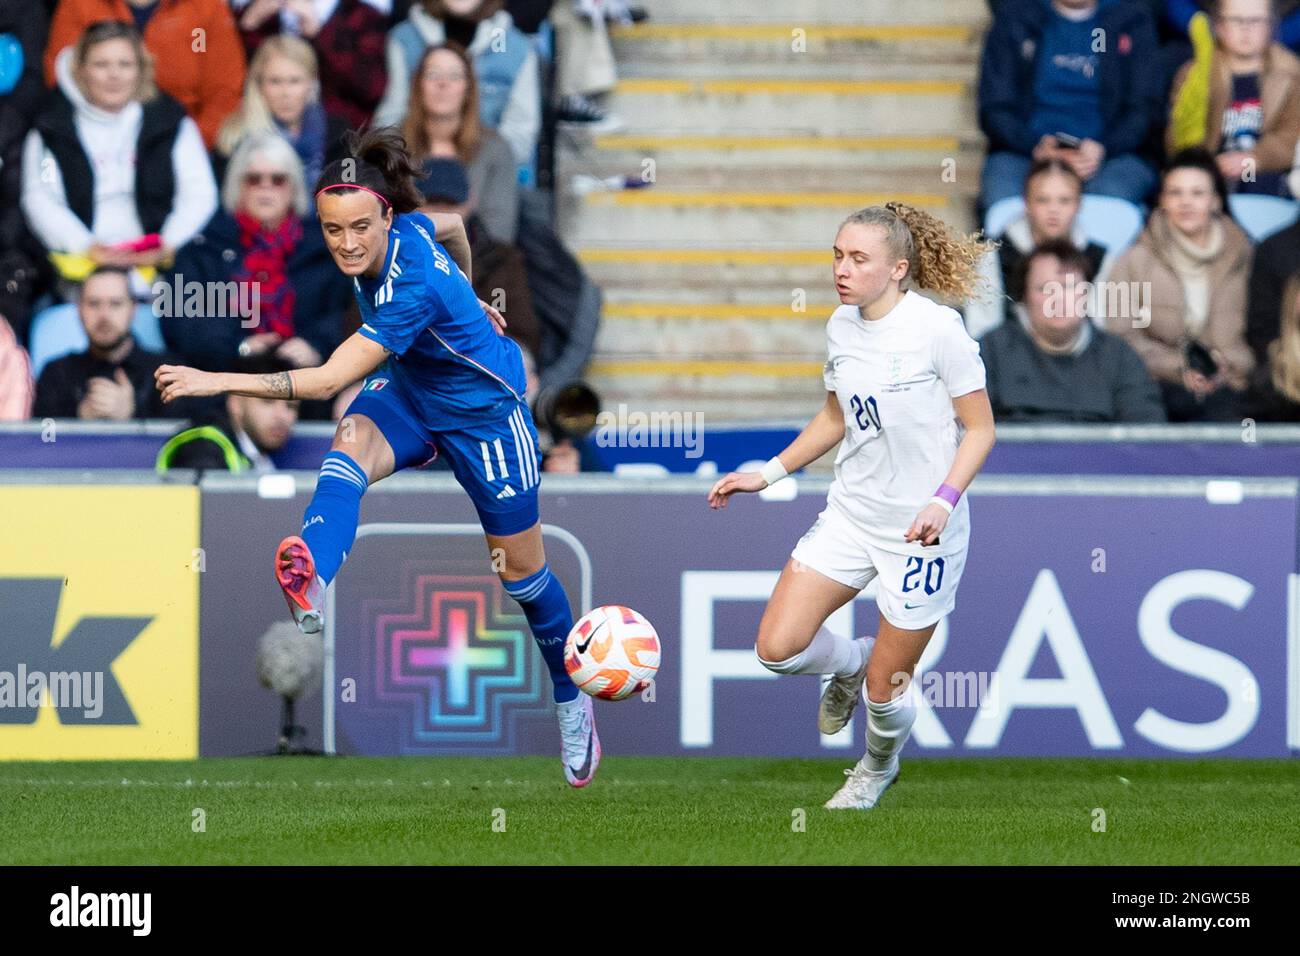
502, 564, 579, 703
301, 451, 368, 586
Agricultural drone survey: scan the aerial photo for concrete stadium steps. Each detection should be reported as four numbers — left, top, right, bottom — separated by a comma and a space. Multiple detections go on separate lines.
562, 189, 961, 246
578, 246, 840, 290
555, 1, 989, 418
594, 298, 834, 357
560, 131, 984, 172
640, 0, 987, 24
604, 76, 974, 133
585, 360, 829, 422
609, 22, 983, 67
559, 159, 981, 193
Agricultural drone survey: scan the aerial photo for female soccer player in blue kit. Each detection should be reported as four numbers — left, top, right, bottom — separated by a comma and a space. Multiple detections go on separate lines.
156, 129, 600, 787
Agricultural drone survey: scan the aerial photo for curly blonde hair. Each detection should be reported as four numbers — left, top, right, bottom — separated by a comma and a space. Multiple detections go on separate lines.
841, 202, 995, 302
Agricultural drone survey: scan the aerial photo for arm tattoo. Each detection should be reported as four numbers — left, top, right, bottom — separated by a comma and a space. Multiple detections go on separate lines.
259, 371, 295, 399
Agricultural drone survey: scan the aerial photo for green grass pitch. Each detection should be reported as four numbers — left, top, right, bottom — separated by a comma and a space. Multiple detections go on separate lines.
1, 757, 1296, 865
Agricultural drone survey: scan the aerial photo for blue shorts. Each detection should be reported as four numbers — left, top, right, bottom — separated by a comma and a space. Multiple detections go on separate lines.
343, 374, 542, 536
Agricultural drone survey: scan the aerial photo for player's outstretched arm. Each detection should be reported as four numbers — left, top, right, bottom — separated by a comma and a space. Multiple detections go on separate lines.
707, 391, 845, 509
155, 333, 391, 404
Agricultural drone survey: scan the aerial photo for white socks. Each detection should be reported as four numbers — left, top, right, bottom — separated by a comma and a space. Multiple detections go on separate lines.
864, 692, 916, 771
757, 628, 866, 678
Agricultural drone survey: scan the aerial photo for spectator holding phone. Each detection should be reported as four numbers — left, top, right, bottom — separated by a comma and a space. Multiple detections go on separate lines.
1103, 149, 1255, 420
979, 0, 1164, 208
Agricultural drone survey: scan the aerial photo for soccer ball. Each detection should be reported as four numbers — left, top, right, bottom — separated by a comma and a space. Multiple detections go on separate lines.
564, 605, 661, 701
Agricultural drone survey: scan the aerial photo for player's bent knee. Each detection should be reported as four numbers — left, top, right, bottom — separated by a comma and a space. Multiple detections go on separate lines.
755, 629, 809, 672
755, 613, 811, 663
756, 645, 801, 674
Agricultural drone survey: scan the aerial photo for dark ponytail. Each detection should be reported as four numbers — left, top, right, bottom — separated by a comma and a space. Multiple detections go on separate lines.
315, 126, 424, 214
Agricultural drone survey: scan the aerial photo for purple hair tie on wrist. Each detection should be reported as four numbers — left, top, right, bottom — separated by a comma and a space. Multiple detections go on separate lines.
935, 483, 961, 507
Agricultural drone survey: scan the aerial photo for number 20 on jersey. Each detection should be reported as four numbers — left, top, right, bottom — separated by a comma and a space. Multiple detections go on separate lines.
849, 394, 881, 431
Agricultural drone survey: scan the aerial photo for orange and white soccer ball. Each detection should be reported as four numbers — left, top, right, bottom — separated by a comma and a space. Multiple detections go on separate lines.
564, 605, 661, 701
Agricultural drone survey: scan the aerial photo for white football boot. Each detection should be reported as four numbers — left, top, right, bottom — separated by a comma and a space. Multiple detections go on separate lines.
823, 754, 901, 810
557, 694, 602, 788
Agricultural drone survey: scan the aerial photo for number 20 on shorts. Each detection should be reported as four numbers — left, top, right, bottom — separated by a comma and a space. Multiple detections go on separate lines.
902, 556, 945, 595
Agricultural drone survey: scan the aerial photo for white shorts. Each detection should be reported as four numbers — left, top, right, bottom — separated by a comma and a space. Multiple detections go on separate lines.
790, 508, 968, 630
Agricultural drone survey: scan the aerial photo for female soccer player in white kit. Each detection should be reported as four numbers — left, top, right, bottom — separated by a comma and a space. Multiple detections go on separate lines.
707, 203, 997, 810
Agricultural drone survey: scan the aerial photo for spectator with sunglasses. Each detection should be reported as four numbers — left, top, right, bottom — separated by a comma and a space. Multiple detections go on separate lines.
159, 132, 351, 380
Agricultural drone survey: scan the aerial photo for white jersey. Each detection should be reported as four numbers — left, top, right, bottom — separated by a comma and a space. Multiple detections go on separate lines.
821, 290, 986, 557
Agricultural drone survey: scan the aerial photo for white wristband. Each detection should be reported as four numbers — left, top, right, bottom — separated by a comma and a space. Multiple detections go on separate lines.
759, 456, 789, 488
929, 495, 954, 514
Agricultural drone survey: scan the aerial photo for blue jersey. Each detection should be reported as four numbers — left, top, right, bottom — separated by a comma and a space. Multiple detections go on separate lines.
353, 212, 526, 429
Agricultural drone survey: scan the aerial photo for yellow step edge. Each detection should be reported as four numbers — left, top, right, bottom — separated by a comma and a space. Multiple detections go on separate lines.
589, 359, 824, 377
616, 78, 966, 95
584, 191, 949, 207
604, 302, 836, 318
611, 24, 975, 42
592, 134, 962, 151
579, 249, 828, 264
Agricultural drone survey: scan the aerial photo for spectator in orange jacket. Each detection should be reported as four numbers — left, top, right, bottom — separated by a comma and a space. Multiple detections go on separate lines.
44, 0, 246, 148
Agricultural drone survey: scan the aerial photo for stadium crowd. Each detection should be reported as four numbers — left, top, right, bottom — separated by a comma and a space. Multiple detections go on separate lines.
0, 0, 1299, 450
0, 0, 624, 469
976, 0, 1300, 423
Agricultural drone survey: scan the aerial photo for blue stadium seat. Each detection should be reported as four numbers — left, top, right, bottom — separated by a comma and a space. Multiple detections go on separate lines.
1228, 194, 1300, 242
28, 302, 165, 379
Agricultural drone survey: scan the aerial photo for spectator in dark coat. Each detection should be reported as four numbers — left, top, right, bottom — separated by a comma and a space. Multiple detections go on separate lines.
981, 239, 1168, 421
978, 0, 1164, 209
0, 0, 48, 343
1246, 216, 1300, 367
160, 133, 350, 376
0, 0, 48, 170
414, 156, 542, 356
33, 267, 177, 419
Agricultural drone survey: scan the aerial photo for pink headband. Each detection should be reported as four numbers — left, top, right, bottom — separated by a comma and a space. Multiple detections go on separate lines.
314, 183, 391, 207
